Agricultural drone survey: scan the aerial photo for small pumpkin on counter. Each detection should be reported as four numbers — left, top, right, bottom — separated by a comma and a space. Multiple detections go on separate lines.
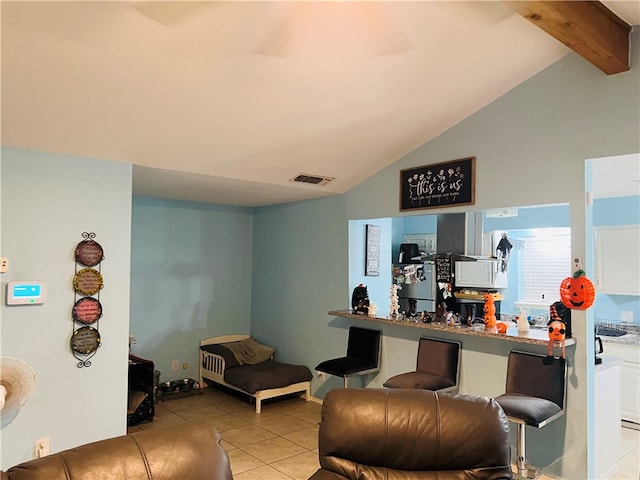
559, 269, 595, 310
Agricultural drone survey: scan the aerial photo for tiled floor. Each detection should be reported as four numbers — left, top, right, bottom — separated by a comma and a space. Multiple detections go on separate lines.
128, 387, 640, 480
128, 387, 322, 479
615, 426, 640, 480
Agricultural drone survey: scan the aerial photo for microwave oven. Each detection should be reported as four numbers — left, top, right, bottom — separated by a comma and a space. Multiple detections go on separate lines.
454, 259, 508, 289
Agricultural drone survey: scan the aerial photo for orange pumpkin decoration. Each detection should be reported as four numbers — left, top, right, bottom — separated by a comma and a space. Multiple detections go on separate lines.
547, 319, 567, 359
496, 322, 507, 334
484, 314, 496, 327
548, 320, 566, 342
483, 293, 497, 327
559, 269, 595, 310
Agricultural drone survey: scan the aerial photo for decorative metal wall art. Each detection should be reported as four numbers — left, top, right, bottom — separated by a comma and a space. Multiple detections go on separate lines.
71, 232, 104, 367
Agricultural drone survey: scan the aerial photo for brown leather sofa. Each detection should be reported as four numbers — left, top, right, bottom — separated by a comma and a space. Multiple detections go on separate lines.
309, 388, 512, 480
1, 423, 232, 480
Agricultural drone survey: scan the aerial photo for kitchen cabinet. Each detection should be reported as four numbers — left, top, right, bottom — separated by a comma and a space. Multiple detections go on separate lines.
595, 357, 621, 480
603, 342, 640, 425
594, 226, 640, 295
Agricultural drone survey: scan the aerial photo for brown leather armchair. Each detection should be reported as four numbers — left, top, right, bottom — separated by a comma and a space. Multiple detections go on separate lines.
309, 388, 512, 480
1, 423, 232, 480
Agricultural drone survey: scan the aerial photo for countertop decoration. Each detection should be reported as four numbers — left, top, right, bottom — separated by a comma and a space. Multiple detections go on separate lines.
328, 309, 577, 347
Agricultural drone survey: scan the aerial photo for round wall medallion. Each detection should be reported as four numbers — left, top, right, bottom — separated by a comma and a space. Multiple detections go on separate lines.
72, 297, 103, 325
73, 268, 104, 296
75, 239, 104, 267
70, 326, 101, 355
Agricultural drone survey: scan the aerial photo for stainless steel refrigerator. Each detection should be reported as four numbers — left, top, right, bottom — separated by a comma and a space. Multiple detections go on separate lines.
392, 261, 437, 317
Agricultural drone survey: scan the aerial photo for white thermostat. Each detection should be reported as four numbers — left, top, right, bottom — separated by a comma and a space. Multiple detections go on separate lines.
6, 281, 47, 305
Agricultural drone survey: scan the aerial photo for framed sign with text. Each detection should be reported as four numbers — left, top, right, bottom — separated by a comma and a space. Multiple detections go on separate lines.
365, 224, 381, 276
400, 157, 475, 211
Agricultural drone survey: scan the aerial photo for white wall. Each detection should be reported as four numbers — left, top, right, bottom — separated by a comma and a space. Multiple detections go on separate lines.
0, 148, 132, 469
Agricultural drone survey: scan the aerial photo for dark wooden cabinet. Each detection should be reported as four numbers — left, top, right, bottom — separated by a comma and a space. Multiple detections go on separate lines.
128, 354, 155, 426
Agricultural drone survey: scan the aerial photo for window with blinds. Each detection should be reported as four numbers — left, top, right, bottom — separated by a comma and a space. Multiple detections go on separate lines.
518, 228, 571, 305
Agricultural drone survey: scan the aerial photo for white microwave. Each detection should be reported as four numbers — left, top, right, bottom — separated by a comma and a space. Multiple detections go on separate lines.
454, 259, 508, 289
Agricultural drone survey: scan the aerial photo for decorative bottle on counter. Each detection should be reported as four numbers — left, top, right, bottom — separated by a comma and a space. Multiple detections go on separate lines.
517, 308, 530, 333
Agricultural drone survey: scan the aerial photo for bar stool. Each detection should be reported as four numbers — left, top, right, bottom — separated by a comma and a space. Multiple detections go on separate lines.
494, 350, 566, 479
315, 326, 381, 388
383, 337, 460, 393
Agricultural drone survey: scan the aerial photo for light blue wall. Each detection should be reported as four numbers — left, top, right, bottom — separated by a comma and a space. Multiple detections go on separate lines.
251, 33, 640, 480
1, 148, 132, 468
348, 218, 393, 315
250, 196, 347, 368
130, 197, 253, 382
592, 195, 640, 326
593, 196, 639, 226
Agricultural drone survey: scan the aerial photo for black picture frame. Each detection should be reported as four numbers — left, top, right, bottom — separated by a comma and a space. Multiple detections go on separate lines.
400, 157, 475, 211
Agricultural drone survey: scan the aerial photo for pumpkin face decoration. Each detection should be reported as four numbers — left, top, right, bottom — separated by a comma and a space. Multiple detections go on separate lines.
548, 320, 566, 342
547, 319, 567, 359
484, 314, 497, 327
560, 270, 595, 310
483, 303, 496, 316
483, 293, 497, 328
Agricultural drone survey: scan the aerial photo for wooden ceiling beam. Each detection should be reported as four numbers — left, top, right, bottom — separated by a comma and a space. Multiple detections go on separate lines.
504, 1, 631, 75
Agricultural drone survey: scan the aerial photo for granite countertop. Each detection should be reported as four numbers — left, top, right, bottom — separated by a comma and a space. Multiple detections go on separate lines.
328, 309, 577, 347
600, 330, 640, 347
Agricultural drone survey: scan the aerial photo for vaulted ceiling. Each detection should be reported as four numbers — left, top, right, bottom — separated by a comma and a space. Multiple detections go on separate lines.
2, 1, 638, 206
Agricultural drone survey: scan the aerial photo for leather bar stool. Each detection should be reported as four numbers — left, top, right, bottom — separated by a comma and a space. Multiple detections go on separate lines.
494, 350, 566, 479
383, 337, 461, 393
315, 326, 381, 387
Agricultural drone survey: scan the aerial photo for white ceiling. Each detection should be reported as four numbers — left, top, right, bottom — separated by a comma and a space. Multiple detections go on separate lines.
2, 1, 639, 206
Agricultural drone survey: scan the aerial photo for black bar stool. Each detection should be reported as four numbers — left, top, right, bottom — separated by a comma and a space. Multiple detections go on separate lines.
494, 350, 567, 479
315, 326, 381, 387
383, 337, 461, 393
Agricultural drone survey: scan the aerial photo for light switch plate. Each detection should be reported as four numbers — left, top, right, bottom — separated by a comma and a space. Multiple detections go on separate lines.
0, 257, 8, 273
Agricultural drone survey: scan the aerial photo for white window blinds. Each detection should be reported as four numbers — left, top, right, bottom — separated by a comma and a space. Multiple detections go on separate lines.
519, 228, 571, 305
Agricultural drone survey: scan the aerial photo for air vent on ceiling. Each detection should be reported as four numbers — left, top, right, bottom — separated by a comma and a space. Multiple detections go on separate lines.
290, 174, 334, 186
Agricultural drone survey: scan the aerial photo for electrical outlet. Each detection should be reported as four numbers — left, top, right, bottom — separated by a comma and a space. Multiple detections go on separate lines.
35, 437, 49, 458
0, 257, 8, 273
621, 311, 633, 323
182, 362, 189, 370
317, 371, 326, 379
172, 360, 179, 371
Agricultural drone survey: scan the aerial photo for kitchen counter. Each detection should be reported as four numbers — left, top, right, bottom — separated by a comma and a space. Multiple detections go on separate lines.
600, 328, 640, 347
328, 309, 577, 347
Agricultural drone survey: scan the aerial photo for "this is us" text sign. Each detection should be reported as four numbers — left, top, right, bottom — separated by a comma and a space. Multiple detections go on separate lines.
400, 157, 475, 211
